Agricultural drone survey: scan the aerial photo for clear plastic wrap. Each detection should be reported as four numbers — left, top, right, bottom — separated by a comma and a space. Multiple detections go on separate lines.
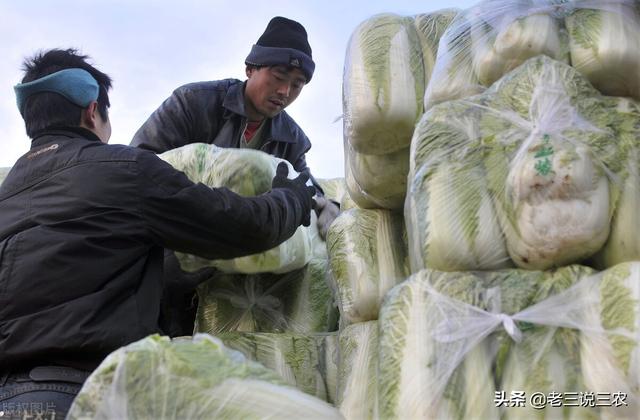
336, 321, 378, 420
341, 10, 456, 212
67, 334, 343, 420
565, 0, 640, 99
342, 13, 425, 156
413, 10, 460, 86
160, 143, 312, 274
195, 257, 338, 334
424, 0, 640, 108
344, 143, 409, 211
377, 263, 639, 419
326, 208, 408, 326
407, 55, 628, 272
218, 332, 333, 402
593, 97, 640, 268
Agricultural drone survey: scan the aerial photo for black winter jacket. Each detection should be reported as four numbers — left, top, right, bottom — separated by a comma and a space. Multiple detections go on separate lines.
0, 127, 308, 371
130, 79, 324, 191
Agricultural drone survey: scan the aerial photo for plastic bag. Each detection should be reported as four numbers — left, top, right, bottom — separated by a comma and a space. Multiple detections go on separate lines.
67, 334, 343, 419
407, 55, 626, 271
378, 263, 639, 419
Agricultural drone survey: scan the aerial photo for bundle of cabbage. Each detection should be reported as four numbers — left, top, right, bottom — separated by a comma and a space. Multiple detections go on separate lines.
326, 208, 408, 325
579, 262, 640, 419
424, 0, 568, 109
343, 13, 424, 156
413, 9, 459, 87
405, 106, 510, 272
409, 55, 627, 270
318, 333, 339, 405
160, 143, 312, 274
195, 258, 338, 334
67, 334, 342, 420
218, 332, 329, 401
344, 143, 409, 210
377, 265, 612, 420
565, 0, 640, 100
336, 321, 378, 420
594, 97, 640, 268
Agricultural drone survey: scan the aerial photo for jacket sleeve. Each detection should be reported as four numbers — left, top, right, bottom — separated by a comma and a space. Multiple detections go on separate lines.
131, 87, 195, 153
135, 150, 306, 260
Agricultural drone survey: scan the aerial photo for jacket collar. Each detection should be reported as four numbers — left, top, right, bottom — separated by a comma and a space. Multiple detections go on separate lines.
31, 126, 102, 148
222, 81, 297, 144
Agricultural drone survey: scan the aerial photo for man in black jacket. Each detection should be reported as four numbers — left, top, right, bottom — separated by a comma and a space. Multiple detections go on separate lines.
0, 48, 315, 419
132, 16, 340, 339
131, 16, 339, 239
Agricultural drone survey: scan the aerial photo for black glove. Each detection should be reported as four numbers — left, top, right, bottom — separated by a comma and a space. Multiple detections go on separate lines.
271, 162, 316, 227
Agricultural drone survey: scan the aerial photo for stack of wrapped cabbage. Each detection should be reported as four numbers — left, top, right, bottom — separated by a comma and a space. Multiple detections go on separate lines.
67, 334, 342, 419
407, 55, 640, 273
377, 263, 639, 419
159, 144, 340, 402
424, 0, 640, 109
343, 11, 457, 210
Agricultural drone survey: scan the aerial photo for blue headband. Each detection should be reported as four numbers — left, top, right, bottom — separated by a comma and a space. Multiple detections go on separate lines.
14, 68, 99, 114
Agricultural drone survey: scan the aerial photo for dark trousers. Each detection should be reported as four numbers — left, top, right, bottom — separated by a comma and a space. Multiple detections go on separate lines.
0, 366, 89, 419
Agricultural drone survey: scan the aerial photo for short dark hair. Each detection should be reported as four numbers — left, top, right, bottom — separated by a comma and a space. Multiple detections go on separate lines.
20, 48, 112, 138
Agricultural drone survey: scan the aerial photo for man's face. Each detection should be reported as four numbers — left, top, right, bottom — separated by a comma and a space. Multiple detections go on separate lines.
244, 65, 307, 121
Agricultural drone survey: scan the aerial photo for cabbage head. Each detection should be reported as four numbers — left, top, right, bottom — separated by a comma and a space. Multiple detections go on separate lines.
160, 143, 312, 274
67, 334, 342, 419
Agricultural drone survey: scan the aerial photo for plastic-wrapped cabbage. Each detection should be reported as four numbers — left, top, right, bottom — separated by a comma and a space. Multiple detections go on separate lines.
343, 14, 424, 155
160, 143, 312, 274
424, 0, 569, 108
319, 333, 339, 405
413, 9, 459, 86
406, 104, 510, 273
336, 321, 378, 420
376, 265, 622, 420
326, 208, 408, 325
565, 1, 640, 99
410, 55, 626, 270
219, 332, 329, 401
345, 143, 409, 211
579, 262, 640, 419
594, 98, 640, 268
67, 334, 342, 420
195, 258, 338, 334
344, 160, 379, 210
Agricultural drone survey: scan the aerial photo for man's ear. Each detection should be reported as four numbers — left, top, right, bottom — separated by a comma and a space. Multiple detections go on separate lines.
81, 101, 100, 129
246, 66, 255, 78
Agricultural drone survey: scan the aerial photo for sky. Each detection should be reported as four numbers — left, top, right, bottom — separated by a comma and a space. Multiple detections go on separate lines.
0, 0, 479, 178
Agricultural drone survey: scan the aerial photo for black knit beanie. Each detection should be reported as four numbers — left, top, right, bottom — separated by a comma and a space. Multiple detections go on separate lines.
245, 16, 315, 82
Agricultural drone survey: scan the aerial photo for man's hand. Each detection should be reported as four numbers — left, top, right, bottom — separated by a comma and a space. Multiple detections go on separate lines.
315, 196, 340, 240
271, 162, 316, 226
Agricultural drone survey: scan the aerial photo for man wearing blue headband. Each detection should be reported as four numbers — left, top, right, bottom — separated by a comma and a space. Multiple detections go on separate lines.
0, 48, 315, 418
131, 16, 340, 240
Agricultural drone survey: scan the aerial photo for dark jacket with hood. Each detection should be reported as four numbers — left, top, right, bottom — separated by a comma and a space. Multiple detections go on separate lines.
0, 127, 308, 371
